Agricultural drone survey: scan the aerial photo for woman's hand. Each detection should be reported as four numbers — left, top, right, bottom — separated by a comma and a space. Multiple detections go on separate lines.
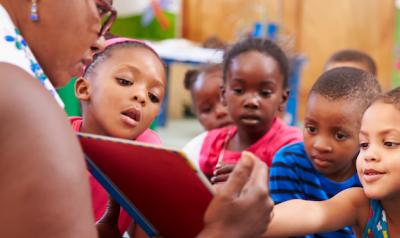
199, 151, 274, 238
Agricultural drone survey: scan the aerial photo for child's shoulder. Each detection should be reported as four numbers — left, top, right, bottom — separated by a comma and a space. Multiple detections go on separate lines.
272, 118, 303, 143
204, 126, 235, 143
273, 141, 307, 163
277, 141, 305, 151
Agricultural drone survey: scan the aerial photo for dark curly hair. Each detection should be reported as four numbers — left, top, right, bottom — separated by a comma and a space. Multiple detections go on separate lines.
184, 63, 222, 90
84, 41, 164, 78
310, 67, 381, 110
325, 49, 377, 76
222, 38, 289, 88
374, 86, 400, 111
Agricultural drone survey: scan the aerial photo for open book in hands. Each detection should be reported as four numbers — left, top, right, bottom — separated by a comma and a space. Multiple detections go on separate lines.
77, 132, 213, 238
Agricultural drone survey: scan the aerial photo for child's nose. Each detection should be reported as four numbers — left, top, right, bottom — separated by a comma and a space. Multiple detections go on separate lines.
215, 104, 228, 119
132, 92, 146, 106
313, 137, 333, 153
243, 94, 260, 109
361, 146, 380, 162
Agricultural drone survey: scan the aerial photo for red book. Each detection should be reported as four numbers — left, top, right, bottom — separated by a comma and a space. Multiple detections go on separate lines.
77, 132, 213, 238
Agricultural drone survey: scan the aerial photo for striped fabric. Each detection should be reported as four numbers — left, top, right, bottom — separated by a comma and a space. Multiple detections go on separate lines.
270, 142, 361, 238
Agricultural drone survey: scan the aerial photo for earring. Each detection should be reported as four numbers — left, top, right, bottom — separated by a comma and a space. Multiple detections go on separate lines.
30, 0, 38, 21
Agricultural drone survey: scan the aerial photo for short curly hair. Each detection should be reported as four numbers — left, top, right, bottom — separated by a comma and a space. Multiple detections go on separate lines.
84, 41, 164, 78
183, 63, 222, 90
375, 86, 400, 111
325, 49, 377, 76
222, 38, 289, 88
310, 67, 381, 110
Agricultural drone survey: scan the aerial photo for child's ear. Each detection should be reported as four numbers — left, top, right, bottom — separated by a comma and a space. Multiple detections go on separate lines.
220, 85, 227, 106
279, 89, 290, 112
75, 77, 91, 101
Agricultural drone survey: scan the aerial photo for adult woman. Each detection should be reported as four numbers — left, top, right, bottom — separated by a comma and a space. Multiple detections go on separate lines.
0, 1, 272, 237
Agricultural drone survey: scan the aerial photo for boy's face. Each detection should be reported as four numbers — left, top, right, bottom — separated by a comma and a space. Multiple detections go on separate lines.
304, 93, 362, 182
82, 46, 165, 139
357, 102, 400, 200
222, 51, 288, 137
192, 71, 233, 130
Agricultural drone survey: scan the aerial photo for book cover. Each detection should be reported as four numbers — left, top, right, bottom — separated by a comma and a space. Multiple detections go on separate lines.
77, 132, 213, 238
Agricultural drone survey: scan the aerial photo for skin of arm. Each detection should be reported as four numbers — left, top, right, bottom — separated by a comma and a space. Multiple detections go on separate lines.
0, 64, 97, 238
262, 187, 369, 237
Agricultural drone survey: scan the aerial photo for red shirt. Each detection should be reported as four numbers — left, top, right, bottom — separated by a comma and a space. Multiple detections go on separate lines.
199, 118, 302, 177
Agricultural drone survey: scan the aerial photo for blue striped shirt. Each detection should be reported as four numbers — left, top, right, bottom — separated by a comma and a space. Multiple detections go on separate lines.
270, 142, 361, 238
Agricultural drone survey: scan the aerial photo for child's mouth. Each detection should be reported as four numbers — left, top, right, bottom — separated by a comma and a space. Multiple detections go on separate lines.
312, 157, 331, 168
240, 115, 260, 125
121, 107, 141, 127
363, 169, 385, 183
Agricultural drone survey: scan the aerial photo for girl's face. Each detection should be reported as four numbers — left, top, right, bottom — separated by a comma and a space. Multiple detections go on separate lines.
222, 51, 288, 136
304, 94, 361, 182
79, 46, 166, 139
357, 102, 400, 200
192, 71, 233, 130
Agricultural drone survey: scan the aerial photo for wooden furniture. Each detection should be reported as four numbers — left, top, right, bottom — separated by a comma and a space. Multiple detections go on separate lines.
181, 0, 395, 120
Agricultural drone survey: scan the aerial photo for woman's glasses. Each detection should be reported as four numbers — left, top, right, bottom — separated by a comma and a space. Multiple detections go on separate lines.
96, 0, 117, 37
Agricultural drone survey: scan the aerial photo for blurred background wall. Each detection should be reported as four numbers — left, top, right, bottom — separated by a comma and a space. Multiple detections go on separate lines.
181, 0, 396, 119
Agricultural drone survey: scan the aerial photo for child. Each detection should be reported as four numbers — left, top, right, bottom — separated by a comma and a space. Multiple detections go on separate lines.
263, 86, 400, 237
72, 37, 166, 237
184, 63, 233, 130
269, 67, 381, 238
184, 38, 302, 178
324, 49, 377, 75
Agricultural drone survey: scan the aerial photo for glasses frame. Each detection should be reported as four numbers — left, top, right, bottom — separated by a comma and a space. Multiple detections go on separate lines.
96, 0, 117, 37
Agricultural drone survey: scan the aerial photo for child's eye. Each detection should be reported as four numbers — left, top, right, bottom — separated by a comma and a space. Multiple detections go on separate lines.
148, 92, 160, 103
305, 125, 317, 134
383, 141, 400, 148
200, 107, 212, 114
116, 78, 133, 86
232, 88, 243, 94
335, 132, 348, 141
359, 142, 369, 149
260, 90, 272, 97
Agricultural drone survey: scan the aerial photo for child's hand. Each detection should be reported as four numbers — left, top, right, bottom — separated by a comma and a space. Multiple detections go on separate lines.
96, 197, 122, 238
199, 151, 273, 238
211, 164, 236, 184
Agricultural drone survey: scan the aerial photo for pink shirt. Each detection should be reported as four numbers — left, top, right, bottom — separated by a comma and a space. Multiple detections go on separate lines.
70, 117, 162, 233
199, 118, 302, 177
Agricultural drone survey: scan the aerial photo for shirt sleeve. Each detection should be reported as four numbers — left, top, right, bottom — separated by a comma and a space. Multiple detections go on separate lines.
182, 131, 207, 169
269, 146, 304, 204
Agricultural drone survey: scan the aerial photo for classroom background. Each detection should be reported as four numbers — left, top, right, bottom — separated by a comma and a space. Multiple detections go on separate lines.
57, 0, 400, 147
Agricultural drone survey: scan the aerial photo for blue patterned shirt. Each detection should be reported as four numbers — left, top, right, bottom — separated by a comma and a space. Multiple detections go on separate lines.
270, 142, 362, 238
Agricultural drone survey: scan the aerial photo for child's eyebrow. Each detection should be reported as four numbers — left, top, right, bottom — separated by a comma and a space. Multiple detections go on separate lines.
378, 128, 400, 137
259, 80, 277, 86
231, 77, 245, 83
151, 78, 165, 88
303, 117, 318, 124
359, 128, 400, 137
331, 126, 352, 133
115, 64, 140, 74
